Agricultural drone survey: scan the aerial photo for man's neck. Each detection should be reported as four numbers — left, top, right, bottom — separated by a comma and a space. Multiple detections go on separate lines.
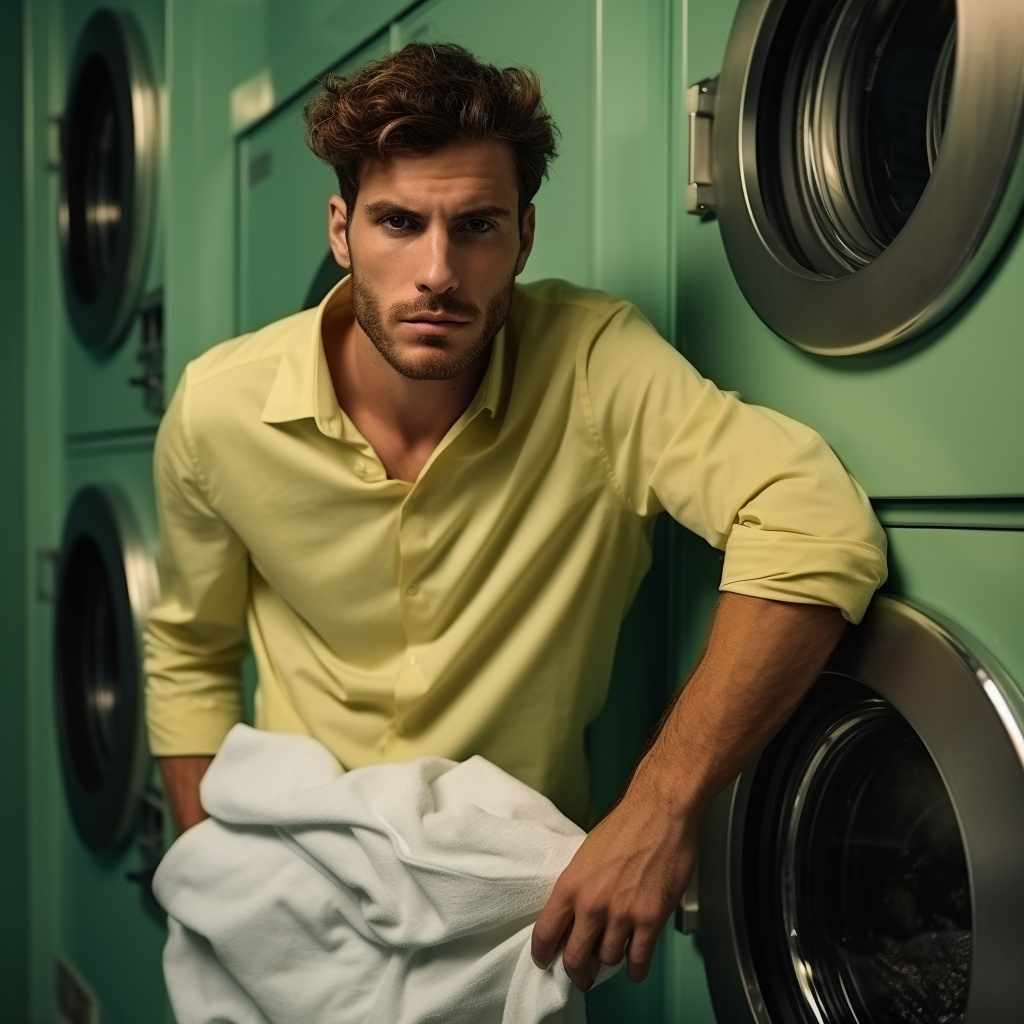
323, 304, 490, 483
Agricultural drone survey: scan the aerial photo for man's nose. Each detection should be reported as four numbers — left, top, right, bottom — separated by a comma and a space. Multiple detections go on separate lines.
415, 224, 459, 295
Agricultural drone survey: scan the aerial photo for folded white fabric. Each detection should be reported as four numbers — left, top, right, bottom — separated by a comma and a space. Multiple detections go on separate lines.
154, 724, 616, 1024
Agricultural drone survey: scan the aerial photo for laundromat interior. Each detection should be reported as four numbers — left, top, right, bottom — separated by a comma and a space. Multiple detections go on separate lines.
4, 0, 1024, 1020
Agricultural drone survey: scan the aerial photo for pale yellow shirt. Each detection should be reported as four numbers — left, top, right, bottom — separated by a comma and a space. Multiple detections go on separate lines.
144, 278, 886, 824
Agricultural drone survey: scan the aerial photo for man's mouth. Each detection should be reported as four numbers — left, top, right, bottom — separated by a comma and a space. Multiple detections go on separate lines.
401, 312, 472, 334
403, 312, 470, 324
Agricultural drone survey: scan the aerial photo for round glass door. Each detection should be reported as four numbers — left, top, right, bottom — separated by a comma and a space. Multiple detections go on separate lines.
59, 9, 158, 353
55, 486, 158, 850
743, 677, 971, 1023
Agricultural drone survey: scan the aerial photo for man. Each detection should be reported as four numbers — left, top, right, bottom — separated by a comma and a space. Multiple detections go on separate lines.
145, 43, 886, 995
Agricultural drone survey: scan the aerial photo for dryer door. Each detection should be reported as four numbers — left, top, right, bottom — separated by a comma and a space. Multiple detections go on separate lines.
699, 0, 1024, 353
59, 8, 158, 353
697, 596, 1024, 1024
54, 486, 159, 850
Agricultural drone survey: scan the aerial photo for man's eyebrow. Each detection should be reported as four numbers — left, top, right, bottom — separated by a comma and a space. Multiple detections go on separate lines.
361, 200, 513, 221
363, 200, 421, 220
453, 204, 513, 221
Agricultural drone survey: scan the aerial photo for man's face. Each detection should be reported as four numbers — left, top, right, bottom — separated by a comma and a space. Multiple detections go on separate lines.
328, 140, 535, 381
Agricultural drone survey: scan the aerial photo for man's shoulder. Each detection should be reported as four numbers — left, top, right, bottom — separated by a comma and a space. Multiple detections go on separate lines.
184, 308, 314, 391
512, 279, 634, 324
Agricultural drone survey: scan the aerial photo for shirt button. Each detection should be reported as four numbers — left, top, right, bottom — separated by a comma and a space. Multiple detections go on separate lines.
406, 584, 418, 596
354, 459, 366, 474
409, 654, 419, 666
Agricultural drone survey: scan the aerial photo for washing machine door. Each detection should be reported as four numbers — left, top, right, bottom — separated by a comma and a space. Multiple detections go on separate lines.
54, 486, 159, 850
697, 596, 1024, 1023
694, 0, 1024, 353
59, 8, 158, 353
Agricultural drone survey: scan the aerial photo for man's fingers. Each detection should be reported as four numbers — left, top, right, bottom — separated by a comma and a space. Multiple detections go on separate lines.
561, 913, 605, 992
531, 897, 574, 969
597, 921, 630, 967
625, 925, 658, 983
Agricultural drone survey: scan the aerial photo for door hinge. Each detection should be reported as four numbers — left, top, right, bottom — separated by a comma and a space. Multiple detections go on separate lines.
128, 291, 165, 415
686, 76, 718, 217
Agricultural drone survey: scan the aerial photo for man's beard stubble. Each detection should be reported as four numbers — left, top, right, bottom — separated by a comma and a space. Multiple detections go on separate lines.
350, 261, 517, 382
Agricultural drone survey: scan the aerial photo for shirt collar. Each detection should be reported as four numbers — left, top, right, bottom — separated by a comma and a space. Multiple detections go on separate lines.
261, 275, 507, 436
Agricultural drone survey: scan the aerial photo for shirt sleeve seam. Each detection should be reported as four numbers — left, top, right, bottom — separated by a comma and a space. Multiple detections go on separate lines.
574, 312, 636, 515
180, 365, 216, 508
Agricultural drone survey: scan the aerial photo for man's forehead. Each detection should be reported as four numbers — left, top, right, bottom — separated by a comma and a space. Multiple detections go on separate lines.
357, 140, 518, 209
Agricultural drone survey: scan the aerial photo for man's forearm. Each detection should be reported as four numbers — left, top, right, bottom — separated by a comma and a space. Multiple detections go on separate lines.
159, 755, 215, 833
636, 591, 847, 818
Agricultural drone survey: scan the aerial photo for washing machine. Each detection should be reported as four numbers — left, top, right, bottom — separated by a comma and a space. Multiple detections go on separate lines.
665, 1, 1024, 1021
26, 2, 172, 1021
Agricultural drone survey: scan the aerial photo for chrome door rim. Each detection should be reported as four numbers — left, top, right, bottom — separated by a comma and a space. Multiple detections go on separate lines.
714, 0, 1024, 354
54, 485, 159, 850
698, 596, 1024, 1023
58, 8, 158, 354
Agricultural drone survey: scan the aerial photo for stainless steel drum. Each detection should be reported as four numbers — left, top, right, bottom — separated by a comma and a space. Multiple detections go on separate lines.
59, 8, 158, 353
696, 597, 1024, 1023
54, 486, 158, 850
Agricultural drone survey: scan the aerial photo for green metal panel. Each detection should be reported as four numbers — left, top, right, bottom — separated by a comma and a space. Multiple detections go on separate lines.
228, 0, 417, 135
238, 34, 389, 333
884, 528, 1024, 699
680, 0, 1024, 499
0, 0, 28, 1016
25, 0, 66, 1012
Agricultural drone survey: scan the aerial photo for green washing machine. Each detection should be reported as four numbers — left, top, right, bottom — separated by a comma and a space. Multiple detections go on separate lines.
29, 2, 172, 1021
666, 0, 1024, 1022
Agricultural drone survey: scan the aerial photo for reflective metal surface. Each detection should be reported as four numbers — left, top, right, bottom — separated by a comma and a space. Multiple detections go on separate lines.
698, 596, 1024, 1023
711, 0, 1024, 353
54, 486, 158, 850
58, 8, 158, 353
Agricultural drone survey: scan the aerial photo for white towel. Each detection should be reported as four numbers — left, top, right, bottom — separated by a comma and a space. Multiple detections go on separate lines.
154, 724, 617, 1024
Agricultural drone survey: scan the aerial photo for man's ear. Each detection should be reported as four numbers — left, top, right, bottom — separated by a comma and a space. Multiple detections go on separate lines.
328, 195, 352, 269
515, 203, 536, 276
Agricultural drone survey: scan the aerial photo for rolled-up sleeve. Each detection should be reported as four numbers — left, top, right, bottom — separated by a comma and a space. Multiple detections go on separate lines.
144, 370, 249, 755
582, 301, 887, 623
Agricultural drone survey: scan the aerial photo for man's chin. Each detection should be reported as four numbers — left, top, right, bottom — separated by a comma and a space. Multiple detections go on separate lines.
387, 350, 473, 382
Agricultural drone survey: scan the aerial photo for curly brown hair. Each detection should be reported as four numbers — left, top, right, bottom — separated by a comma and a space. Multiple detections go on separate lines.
303, 42, 559, 216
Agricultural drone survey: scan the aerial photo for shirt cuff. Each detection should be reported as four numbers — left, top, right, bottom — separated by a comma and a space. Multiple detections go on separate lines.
719, 525, 888, 624
145, 689, 245, 757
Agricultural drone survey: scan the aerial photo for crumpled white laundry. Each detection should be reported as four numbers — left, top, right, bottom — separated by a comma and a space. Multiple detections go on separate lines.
154, 724, 619, 1024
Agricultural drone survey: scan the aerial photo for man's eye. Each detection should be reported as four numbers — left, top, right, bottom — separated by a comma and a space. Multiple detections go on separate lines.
462, 219, 492, 233
384, 216, 411, 230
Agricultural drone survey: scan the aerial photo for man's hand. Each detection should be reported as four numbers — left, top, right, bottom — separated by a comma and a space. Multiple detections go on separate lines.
531, 772, 697, 990
532, 593, 848, 991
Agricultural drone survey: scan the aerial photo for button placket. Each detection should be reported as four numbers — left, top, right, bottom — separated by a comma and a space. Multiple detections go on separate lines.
395, 497, 431, 713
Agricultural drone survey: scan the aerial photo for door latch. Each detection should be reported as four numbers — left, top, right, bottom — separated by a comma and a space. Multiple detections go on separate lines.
675, 860, 700, 934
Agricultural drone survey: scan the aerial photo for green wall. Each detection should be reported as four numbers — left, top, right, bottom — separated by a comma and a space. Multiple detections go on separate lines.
0, 0, 27, 1015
